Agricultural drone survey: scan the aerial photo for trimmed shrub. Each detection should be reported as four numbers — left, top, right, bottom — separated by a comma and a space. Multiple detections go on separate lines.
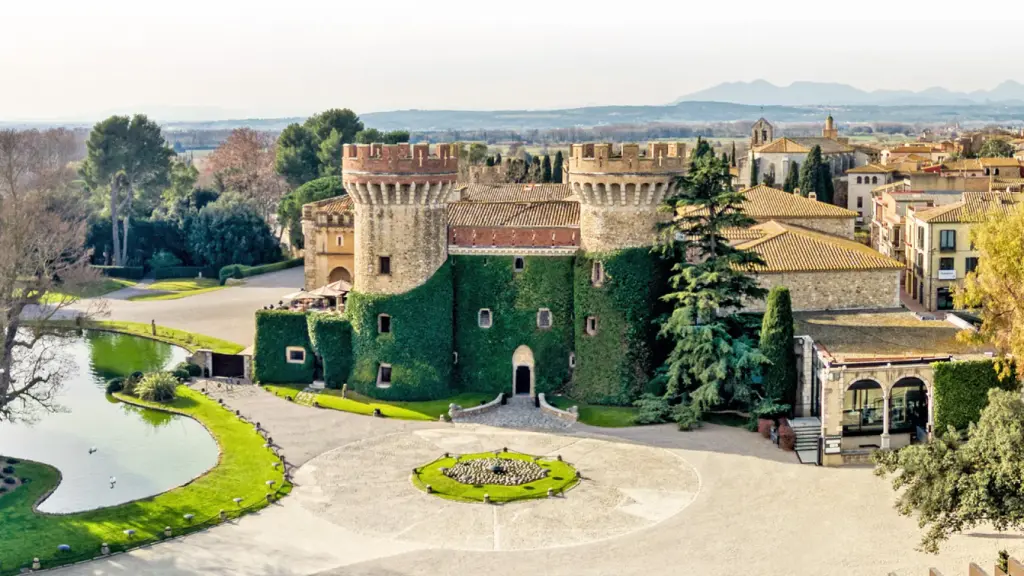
253, 310, 315, 384
172, 367, 191, 381
105, 377, 125, 394
2, 466, 13, 474
154, 266, 218, 280
135, 372, 179, 402
123, 371, 146, 396
933, 360, 1019, 431
218, 258, 303, 284
91, 265, 145, 280
672, 402, 703, 431
3, 477, 15, 485
148, 250, 183, 270
177, 362, 203, 378
307, 313, 352, 389
632, 394, 672, 424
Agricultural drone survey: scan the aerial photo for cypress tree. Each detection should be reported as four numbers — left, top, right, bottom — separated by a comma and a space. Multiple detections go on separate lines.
760, 286, 796, 411
749, 155, 759, 187
691, 137, 713, 163
783, 161, 799, 193
495, 152, 502, 165
721, 152, 729, 164
730, 142, 737, 167
552, 150, 564, 183
799, 145, 823, 198
486, 156, 495, 167
541, 155, 552, 183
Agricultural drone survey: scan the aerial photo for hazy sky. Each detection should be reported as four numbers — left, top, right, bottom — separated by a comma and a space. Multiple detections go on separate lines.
3, 0, 1023, 121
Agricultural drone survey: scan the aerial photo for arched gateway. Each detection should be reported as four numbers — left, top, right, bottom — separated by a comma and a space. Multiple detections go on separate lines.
512, 345, 535, 397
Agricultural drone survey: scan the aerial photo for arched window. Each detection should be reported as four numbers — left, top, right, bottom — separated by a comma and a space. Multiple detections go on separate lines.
890, 378, 928, 434
843, 380, 885, 436
872, 176, 878, 184
856, 176, 862, 184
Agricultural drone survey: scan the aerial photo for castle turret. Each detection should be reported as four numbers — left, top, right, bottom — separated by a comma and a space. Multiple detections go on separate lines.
567, 142, 688, 251
342, 143, 458, 294
823, 114, 838, 140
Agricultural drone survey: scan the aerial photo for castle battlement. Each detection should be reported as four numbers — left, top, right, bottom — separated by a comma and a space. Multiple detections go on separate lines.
342, 143, 458, 178
569, 142, 688, 175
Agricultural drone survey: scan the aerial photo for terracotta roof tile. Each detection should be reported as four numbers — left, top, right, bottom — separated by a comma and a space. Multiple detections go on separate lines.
847, 163, 898, 174
458, 183, 573, 203
790, 137, 855, 154
914, 191, 1020, 224
735, 221, 902, 273
979, 157, 1022, 168
307, 195, 353, 214
753, 138, 810, 154
447, 201, 579, 228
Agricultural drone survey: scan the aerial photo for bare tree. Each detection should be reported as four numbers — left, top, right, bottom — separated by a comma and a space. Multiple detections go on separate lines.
0, 129, 40, 200
208, 128, 287, 224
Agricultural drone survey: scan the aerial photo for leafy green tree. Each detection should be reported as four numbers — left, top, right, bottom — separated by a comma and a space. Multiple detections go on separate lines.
305, 108, 363, 146
317, 129, 344, 177
186, 196, 281, 270
277, 176, 345, 248
552, 151, 564, 183
355, 128, 383, 144
80, 114, 173, 266
275, 109, 365, 187
657, 153, 768, 410
760, 286, 796, 409
783, 161, 800, 193
978, 138, 1015, 158
874, 389, 1024, 553
485, 156, 495, 167
382, 130, 410, 144
274, 123, 319, 188
720, 152, 729, 164
541, 155, 552, 183
494, 152, 502, 166
160, 159, 199, 211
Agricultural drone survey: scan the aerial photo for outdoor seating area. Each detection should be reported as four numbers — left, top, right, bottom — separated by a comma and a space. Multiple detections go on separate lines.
268, 280, 351, 313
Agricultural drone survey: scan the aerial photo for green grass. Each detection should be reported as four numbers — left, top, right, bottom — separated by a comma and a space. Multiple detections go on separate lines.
0, 387, 288, 574
263, 385, 493, 421
40, 278, 137, 303
546, 395, 639, 427
412, 451, 579, 503
128, 286, 225, 302
127, 278, 225, 302
47, 320, 245, 354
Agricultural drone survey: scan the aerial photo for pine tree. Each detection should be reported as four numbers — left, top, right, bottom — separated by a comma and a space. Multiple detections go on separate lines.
691, 137, 713, 164
541, 155, 552, 183
760, 286, 796, 410
656, 154, 769, 411
820, 163, 835, 204
799, 145, 823, 198
552, 150, 564, 183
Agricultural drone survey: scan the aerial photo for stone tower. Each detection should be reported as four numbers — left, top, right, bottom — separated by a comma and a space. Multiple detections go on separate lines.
751, 118, 774, 147
341, 143, 458, 294
822, 113, 838, 140
567, 142, 688, 252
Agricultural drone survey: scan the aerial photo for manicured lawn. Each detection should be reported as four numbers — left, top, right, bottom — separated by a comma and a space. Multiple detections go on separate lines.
546, 395, 639, 427
40, 278, 137, 303
50, 320, 245, 354
128, 286, 225, 302
411, 451, 579, 503
264, 385, 492, 421
0, 386, 287, 574
128, 278, 225, 302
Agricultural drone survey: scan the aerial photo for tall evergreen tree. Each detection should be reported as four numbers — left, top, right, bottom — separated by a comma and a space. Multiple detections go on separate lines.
494, 152, 502, 165
749, 155, 759, 187
799, 145, 823, 198
761, 171, 776, 188
783, 161, 800, 193
541, 155, 552, 183
691, 137, 713, 164
656, 154, 768, 410
730, 142, 737, 167
552, 151, 564, 183
721, 152, 729, 164
760, 286, 797, 410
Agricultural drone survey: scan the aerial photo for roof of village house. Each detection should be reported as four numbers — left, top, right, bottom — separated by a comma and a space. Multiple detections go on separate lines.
308, 194, 354, 213
680, 185, 857, 220
979, 157, 1023, 168
447, 201, 579, 228
458, 183, 573, 203
752, 138, 810, 154
887, 145, 939, 154
912, 191, 1020, 224
790, 137, 855, 154
734, 221, 903, 274
847, 163, 898, 174
938, 159, 984, 172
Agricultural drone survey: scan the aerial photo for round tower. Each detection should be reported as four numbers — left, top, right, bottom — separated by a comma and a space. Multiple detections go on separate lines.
342, 143, 458, 294
567, 142, 688, 251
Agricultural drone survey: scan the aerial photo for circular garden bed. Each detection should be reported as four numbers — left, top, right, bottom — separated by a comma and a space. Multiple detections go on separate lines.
411, 450, 579, 503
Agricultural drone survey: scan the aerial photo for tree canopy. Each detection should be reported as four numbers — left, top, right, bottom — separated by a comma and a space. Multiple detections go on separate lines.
277, 176, 345, 248
552, 151, 564, 183
354, 129, 410, 144
186, 195, 282, 270
274, 108, 366, 187
978, 138, 1016, 158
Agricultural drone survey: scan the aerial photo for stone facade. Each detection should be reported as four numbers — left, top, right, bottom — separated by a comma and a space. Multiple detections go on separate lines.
747, 269, 901, 312
302, 203, 355, 290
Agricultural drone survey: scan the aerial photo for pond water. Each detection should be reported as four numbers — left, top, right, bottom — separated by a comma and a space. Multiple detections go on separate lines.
0, 331, 219, 513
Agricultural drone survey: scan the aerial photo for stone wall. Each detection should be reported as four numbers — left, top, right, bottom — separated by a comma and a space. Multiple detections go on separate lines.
354, 204, 449, 294
775, 217, 855, 239
578, 205, 665, 252
747, 269, 901, 312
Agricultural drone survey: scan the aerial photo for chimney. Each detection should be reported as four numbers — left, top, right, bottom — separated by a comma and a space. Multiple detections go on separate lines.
808, 191, 818, 200
794, 187, 801, 196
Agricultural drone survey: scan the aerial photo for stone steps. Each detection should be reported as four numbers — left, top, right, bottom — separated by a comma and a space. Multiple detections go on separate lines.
790, 417, 821, 465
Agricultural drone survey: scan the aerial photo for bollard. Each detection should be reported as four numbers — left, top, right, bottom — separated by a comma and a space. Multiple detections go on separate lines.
164, 526, 172, 538
32, 558, 40, 570
426, 485, 433, 494
101, 543, 110, 556
556, 454, 562, 461
483, 494, 490, 504
547, 488, 554, 498
266, 493, 274, 503
219, 509, 227, 521
184, 513, 194, 523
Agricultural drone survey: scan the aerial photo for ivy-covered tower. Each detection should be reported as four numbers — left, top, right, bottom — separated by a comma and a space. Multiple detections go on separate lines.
566, 143, 688, 403
340, 143, 458, 400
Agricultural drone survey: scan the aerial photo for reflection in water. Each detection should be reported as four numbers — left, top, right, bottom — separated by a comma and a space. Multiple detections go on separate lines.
0, 331, 218, 513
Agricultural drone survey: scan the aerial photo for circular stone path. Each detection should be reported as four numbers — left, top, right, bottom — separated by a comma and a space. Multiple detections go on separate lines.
291, 427, 699, 551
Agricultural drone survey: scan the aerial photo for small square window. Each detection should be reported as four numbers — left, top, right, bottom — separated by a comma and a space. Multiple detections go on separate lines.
378, 314, 391, 334
379, 256, 391, 275
591, 261, 604, 286
586, 316, 599, 336
478, 309, 492, 328
537, 308, 552, 329
336, 235, 344, 247
939, 257, 955, 271
286, 346, 306, 364
568, 352, 576, 368
514, 257, 525, 272
377, 364, 392, 388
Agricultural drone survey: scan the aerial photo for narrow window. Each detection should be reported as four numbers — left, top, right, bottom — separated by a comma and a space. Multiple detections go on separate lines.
966, 257, 979, 274
379, 256, 391, 275
478, 309, 492, 329
286, 346, 306, 364
453, 351, 459, 365
939, 257, 955, 271
591, 261, 604, 286
586, 316, 599, 336
856, 197, 863, 208
856, 176, 862, 184
568, 352, 576, 368
377, 364, 392, 388
537, 308, 552, 329
939, 230, 956, 251
514, 256, 525, 272
336, 235, 344, 247
378, 314, 391, 334
872, 176, 878, 184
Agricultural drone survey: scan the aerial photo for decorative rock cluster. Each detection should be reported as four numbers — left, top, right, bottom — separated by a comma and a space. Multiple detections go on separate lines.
443, 458, 548, 486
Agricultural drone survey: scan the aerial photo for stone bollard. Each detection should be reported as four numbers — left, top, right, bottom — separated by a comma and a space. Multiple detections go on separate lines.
483, 494, 490, 504
556, 455, 562, 462
426, 485, 433, 494
184, 513, 194, 523
341, 383, 348, 398
547, 488, 554, 498
438, 414, 445, 422
101, 543, 110, 555
32, 558, 40, 570
219, 509, 227, 521
266, 493, 274, 503
164, 526, 172, 538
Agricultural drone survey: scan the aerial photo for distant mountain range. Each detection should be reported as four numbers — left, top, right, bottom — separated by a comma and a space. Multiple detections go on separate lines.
674, 80, 1024, 106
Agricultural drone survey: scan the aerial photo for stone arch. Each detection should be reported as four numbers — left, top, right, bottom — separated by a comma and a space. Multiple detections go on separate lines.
512, 345, 535, 397
888, 377, 928, 435
843, 379, 885, 436
328, 266, 352, 284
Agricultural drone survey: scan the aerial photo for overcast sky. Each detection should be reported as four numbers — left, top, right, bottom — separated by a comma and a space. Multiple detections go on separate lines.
3, 0, 1023, 122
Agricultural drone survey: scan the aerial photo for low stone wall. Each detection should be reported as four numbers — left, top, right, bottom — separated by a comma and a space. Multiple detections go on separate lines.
449, 393, 504, 420
538, 393, 578, 424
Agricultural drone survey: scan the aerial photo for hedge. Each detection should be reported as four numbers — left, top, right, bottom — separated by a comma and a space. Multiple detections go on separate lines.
219, 258, 303, 284
153, 266, 218, 280
452, 255, 574, 397
253, 310, 315, 384
345, 265, 454, 400
570, 249, 667, 405
90, 265, 145, 280
933, 359, 1019, 432
307, 313, 352, 389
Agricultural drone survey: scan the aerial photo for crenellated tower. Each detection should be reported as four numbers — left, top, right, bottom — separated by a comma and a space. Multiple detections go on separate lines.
342, 143, 458, 295
567, 142, 688, 252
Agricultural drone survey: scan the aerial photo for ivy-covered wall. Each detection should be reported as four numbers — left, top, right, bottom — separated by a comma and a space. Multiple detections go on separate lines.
307, 313, 352, 389
933, 360, 1019, 432
344, 265, 454, 400
253, 310, 315, 384
452, 255, 574, 396
570, 249, 666, 405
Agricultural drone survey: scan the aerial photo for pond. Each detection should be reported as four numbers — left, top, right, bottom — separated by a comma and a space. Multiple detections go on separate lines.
0, 331, 219, 513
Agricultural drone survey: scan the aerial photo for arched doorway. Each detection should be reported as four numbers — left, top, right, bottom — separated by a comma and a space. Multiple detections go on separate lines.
889, 377, 928, 436
329, 266, 352, 284
843, 379, 884, 436
511, 345, 535, 397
